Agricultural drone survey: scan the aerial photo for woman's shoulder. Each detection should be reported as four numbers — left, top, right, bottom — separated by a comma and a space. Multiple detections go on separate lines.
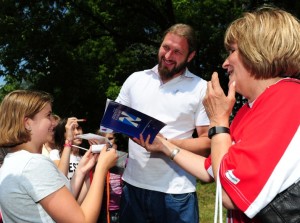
278, 78, 300, 89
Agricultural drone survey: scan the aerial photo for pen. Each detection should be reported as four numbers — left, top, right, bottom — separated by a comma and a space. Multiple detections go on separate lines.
76, 119, 87, 122
72, 145, 88, 151
107, 140, 113, 148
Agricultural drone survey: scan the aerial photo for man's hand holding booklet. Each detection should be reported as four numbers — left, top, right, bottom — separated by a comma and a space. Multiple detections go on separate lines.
100, 100, 166, 143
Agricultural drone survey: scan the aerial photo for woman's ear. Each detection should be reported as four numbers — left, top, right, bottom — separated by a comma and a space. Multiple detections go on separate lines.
24, 117, 32, 131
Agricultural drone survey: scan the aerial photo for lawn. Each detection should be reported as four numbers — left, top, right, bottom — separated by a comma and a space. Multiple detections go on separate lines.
197, 181, 226, 223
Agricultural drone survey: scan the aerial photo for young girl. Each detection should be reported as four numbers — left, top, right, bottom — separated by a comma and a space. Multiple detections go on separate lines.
50, 117, 85, 179
0, 90, 117, 222
50, 117, 91, 204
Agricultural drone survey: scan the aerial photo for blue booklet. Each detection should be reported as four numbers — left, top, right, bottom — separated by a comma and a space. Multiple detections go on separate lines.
100, 100, 166, 143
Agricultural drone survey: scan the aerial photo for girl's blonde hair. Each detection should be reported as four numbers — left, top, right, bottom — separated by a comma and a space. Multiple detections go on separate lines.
0, 90, 53, 147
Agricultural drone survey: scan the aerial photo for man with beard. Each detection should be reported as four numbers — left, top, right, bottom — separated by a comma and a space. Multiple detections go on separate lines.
116, 24, 210, 223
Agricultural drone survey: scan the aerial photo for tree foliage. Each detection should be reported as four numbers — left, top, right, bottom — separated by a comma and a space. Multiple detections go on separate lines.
0, 0, 299, 131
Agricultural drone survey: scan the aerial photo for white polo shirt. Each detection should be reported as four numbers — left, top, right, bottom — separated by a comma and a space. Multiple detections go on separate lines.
116, 65, 209, 193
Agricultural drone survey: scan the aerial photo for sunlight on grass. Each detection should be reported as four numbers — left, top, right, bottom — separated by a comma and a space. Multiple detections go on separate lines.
197, 181, 226, 223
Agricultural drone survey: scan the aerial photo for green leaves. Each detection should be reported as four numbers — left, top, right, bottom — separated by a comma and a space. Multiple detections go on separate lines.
0, 0, 298, 131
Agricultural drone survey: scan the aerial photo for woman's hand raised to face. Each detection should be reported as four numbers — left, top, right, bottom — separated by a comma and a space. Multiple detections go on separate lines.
203, 72, 236, 127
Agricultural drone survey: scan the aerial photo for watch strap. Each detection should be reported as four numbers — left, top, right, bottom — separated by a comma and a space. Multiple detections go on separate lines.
208, 126, 230, 139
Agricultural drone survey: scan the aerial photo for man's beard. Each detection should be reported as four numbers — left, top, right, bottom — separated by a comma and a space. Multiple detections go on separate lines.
158, 57, 189, 81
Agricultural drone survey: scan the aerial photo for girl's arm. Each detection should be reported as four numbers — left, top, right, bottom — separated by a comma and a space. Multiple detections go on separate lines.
76, 176, 90, 204
70, 149, 95, 199
40, 147, 117, 223
54, 118, 78, 176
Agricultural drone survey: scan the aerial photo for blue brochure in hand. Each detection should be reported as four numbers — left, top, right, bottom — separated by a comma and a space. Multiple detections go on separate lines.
100, 101, 166, 143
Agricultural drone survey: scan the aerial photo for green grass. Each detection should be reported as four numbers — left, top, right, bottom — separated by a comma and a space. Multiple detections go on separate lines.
197, 181, 226, 223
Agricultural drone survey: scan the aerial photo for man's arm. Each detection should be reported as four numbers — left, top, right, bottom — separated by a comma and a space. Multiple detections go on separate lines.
168, 125, 211, 156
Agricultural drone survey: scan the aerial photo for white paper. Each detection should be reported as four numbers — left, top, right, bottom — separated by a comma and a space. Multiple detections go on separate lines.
76, 133, 108, 144
91, 144, 106, 153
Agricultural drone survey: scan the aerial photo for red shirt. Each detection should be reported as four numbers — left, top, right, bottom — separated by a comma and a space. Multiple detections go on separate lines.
205, 78, 300, 222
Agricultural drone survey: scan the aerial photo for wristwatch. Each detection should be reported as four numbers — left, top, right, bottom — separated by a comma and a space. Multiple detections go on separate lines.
208, 126, 230, 139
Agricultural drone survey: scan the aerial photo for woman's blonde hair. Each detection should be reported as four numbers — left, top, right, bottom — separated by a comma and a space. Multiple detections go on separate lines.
0, 90, 53, 147
224, 6, 300, 79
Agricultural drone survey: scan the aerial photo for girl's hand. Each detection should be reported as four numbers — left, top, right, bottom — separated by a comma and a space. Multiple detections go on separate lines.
65, 117, 79, 141
76, 148, 99, 175
88, 139, 99, 145
96, 146, 118, 171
